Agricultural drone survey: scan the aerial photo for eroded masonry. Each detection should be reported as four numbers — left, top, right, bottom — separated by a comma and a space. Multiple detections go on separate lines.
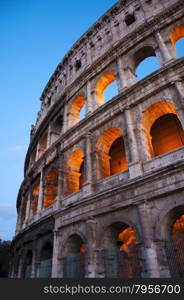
10, 0, 184, 278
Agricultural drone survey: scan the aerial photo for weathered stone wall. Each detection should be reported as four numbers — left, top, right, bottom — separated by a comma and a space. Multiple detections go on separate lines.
11, 0, 184, 278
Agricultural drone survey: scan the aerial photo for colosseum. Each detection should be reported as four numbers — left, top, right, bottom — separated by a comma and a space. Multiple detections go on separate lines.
10, 0, 184, 278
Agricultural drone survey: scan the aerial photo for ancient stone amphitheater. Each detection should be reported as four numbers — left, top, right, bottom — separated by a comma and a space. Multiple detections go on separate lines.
10, 0, 184, 278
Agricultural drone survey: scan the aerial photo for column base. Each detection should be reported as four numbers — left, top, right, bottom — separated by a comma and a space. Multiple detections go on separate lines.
82, 182, 93, 196
129, 161, 143, 178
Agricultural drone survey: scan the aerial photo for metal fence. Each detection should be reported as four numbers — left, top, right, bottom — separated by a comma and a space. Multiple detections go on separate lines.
38, 259, 52, 278
165, 239, 184, 278
103, 245, 142, 278
63, 253, 85, 278
24, 265, 32, 278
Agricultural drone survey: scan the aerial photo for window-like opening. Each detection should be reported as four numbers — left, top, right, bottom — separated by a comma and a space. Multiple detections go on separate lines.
136, 57, 160, 81
66, 150, 84, 195
133, 46, 160, 81
141, 100, 180, 159
50, 116, 63, 144
109, 137, 128, 176
23, 251, 32, 278
103, 80, 118, 103
95, 72, 117, 107
38, 243, 53, 278
170, 23, 184, 58
38, 132, 48, 158
63, 235, 85, 278
79, 104, 86, 121
68, 95, 85, 128
75, 60, 82, 71
30, 183, 40, 216
97, 128, 128, 179
44, 168, 58, 208
125, 13, 136, 26
150, 113, 184, 157
103, 223, 141, 278
175, 38, 184, 58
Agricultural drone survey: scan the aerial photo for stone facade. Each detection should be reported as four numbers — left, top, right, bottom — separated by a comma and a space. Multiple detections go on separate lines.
10, 0, 184, 278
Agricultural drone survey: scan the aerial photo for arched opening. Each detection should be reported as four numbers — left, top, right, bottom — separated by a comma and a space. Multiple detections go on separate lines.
66, 149, 84, 195
103, 223, 141, 278
164, 207, 184, 278
97, 128, 128, 179
23, 251, 32, 278
44, 168, 58, 208
80, 104, 87, 121
95, 72, 117, 107
150, 113, 184, 157
38, 132, 48, 158
30, 183, 40, 216
133, 46, 160, 81
63, 234, 85, 278
50, 115, 63, 144
141, 101, 181, 159
136, 57, 160, 81
170, 23, 184, 58
38, 243, 53, 278
68, 95, 85, 128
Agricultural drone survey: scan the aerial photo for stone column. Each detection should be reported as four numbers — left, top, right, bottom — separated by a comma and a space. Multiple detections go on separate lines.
124, 108, 143, 178
154, 31, 173, 64
116, 56, 124, 92
25, 192, 31, 224
17, 255, 23, 278
86, 81, 93, 115
82, 133, 93, 195
37, 169, 44, 215
31, 240, 37, 278
172, 81, 184, 129
47, 124, 51, 148
111, 20, 120, 45
54, 154, 63, 210
15, 211, 22, 234
35, 142, 40, 161
86, 218, 98, 277
52, 230, 60, 278
137, 202, 160, 277
62, 102, 68, 133
86, 41, 92, 66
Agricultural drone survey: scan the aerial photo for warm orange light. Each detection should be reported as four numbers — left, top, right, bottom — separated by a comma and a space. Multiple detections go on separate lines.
38, 132, 48, 158
44, 168, 58, 208
97, 128, 127, 179
66, 149, 84, 195
31, 183, 40, 215
141, 100, 179, 158
68, 95, 85, 127
151, 114, 184, 157
118, 227, 137, 253
170, 23, 184, 49
95, 72, 116, 106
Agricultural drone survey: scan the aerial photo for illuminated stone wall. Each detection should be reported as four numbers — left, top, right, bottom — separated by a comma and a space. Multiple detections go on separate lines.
10, 0, 184, 278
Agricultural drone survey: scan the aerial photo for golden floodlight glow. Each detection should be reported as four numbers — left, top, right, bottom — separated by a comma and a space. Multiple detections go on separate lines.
170, 23, 184, 49
95, 72, 116, 106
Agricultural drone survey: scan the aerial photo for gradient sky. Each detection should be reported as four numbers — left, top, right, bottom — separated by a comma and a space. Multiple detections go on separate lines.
0, 0, 183, 241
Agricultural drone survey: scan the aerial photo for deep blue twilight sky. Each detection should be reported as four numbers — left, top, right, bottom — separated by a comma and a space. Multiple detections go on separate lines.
0, 0, 183, 241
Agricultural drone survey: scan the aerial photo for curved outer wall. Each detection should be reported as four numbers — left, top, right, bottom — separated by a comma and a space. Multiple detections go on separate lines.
11, 0, 184, 278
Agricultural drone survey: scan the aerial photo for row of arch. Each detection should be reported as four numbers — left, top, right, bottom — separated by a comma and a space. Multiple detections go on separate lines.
68, 23, 184, 127
22, 99, 184, 222
29, 23, 184, 166
17, 211, 184, 278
